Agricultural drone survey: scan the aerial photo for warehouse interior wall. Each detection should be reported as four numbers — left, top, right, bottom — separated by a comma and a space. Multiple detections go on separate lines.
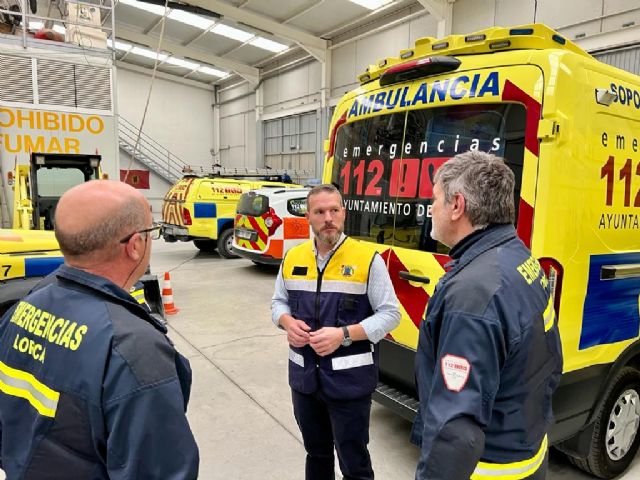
216, 82, 256, 169
115, 68, 215, 169
213, 0, 640, 179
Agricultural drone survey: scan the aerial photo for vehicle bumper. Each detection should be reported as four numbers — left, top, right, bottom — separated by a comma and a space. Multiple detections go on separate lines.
232, 247, 281, 265
161, 223, 190, 242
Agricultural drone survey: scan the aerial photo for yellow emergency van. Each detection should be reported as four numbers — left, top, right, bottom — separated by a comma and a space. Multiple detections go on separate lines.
161, 174, 300, 258
323, 24, 640, 478
0, 229, 63, 316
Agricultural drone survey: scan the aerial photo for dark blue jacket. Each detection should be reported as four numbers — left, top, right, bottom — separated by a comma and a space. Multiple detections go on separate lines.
0, 265, 199, 479
412, 224, 563, 479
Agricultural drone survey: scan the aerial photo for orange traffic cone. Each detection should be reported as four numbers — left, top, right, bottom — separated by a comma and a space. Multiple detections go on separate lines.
162, 272, 180, 315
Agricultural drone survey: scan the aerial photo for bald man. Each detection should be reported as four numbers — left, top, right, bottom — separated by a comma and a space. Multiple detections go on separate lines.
0, 181, 199, 479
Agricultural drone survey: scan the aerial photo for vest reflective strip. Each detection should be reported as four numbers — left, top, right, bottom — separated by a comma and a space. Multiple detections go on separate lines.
332, 352, 374, 371
131, 289, 145, 305
543, 297, 554, 332
284, 279, 367, 294
289, 349, 304, 367
322, 280, 367, 295
471, 435, 548, 480
0, 361, 59, 418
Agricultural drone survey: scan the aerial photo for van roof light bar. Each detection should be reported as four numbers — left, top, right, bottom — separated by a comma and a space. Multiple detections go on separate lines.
357, 24, 591, 85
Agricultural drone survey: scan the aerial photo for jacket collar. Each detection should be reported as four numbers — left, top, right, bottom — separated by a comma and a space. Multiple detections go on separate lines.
55, 264, 167, 333
442, 223, 516, 281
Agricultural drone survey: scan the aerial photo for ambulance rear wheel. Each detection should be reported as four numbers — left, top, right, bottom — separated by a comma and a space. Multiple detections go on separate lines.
193, 240, 217, 253
217, 229, 238, 259
568, 367, 640, 478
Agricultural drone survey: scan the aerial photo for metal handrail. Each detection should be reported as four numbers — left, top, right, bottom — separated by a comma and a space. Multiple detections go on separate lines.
117, 115, 190, 183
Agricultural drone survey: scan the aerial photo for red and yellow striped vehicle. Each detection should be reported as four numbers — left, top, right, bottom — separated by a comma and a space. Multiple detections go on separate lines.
232, 188, 310, 265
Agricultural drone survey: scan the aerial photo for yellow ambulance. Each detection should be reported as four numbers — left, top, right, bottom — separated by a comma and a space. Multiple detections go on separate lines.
323, 24, 640, 478
0, 229, 63, 316
161, 174, 300, 258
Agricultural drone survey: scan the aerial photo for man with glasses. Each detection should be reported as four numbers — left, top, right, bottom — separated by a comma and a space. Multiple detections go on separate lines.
0, 180, 199, 479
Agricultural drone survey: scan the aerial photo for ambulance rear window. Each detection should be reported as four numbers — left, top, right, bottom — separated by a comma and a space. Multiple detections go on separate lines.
237, 193, 269, 216
331, 103, 526, 253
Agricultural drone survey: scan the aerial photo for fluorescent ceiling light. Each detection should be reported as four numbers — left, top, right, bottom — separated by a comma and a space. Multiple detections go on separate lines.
249, 37, 288, 53
348, 0, 392, 10
107, 39, 133, 51
118, 0, 167, 16
198, 66, 227, 78
52, 24, 66, 34
165, 56, 200, 70
168, 10, 215, 30
130, 46, 168, 61
211, 23, 253, 42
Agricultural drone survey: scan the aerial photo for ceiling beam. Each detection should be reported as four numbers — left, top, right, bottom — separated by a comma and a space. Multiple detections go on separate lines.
283, 0, 325, 25
417, 0, 453, 37
175, 0, 327, 62
117, 25, 260, 84
116, 61, 215, 90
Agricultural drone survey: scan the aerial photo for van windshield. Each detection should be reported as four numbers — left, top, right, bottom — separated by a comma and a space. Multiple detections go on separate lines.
331, 103, 526, 254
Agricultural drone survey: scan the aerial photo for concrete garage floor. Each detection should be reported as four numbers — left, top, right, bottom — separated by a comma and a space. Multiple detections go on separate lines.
150, 239, 640, 480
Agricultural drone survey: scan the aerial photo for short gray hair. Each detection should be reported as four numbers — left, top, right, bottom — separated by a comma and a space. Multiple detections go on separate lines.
434, 150, 515, 227
307, 184, 343, 208
55, 198, 147, 259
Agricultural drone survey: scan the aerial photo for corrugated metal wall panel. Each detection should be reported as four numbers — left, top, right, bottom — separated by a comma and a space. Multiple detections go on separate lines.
75, 64, 112, 111
37, 59, 76, 107
0, 55, 34, 104
263, 111, 317, 174
594, 46, 640, 75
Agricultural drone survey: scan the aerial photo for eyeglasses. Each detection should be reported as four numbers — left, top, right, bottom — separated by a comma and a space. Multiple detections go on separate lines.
119, 223, 163, 243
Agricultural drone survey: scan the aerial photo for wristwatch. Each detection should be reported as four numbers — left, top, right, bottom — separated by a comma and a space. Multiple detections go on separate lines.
341, 326, 352, 347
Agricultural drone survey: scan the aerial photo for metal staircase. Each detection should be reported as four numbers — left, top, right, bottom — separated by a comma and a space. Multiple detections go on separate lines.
117, 116, 189, 184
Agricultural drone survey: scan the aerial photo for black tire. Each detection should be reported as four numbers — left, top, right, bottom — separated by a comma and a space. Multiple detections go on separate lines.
193, 240, 217, 253
567, 366, 640, 478
217, 229, 239, 259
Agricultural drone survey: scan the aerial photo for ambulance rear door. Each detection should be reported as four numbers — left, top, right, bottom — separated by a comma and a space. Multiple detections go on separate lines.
330, 64, 544, 403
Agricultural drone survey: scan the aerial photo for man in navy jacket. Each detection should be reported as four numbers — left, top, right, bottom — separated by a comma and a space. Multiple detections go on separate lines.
412, 151, 563, 480
0, 180, 199, 479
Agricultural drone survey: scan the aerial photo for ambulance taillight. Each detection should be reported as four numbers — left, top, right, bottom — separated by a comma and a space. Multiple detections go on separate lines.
182, 207, 193, 226
264, 208, 282, 236
539, 258, 564, 318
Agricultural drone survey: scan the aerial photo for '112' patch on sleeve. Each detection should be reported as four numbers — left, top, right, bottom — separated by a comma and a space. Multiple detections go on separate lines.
441, 354, 471, 392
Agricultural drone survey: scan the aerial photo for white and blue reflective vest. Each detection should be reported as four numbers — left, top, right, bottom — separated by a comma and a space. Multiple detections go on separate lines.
282, 237, 379, 400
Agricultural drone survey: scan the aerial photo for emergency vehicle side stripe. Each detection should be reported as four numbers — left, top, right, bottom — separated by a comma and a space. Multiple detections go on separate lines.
283, 279, 367, 294
289, 349, 304, 367
332, 352, 374, 370
471, 435, 547, 480
0, 361, 59, 418
24, 257, 64, 277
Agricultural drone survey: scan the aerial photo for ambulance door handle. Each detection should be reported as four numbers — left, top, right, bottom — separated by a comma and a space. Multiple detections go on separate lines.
399, 271, 430, 284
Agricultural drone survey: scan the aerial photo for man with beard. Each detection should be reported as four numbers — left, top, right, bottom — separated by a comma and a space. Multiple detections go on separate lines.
272, 184, 400, 480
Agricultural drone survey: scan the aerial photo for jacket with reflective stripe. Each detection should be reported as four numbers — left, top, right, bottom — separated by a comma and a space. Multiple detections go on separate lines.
0, 265, 199, 479
282, 237, 377, 399
412, 224, 563, 479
